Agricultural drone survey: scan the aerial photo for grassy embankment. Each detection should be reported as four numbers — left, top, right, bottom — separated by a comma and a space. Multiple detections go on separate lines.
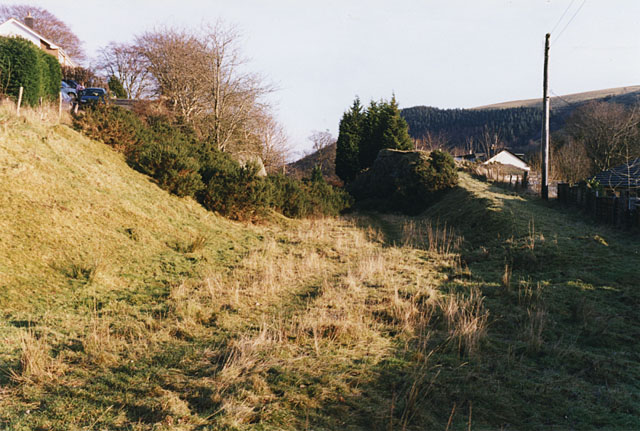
0, 102, 639, 430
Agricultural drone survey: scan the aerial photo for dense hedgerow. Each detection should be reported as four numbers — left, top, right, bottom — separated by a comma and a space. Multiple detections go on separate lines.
73, 105, 351, 220
0, 36, 62, 105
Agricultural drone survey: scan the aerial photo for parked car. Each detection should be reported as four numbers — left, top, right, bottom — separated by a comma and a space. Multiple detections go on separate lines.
61, 80, 77, 101
62, 79, 79, 89
77, 88, 107, 107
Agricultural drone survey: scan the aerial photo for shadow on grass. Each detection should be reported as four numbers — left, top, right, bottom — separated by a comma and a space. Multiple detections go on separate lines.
326, 183, 640, 430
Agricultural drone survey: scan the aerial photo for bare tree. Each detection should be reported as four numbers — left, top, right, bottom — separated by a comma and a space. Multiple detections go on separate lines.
477, 126, 505, 159
0, 5, 85, 61
256, 113, 291, 173
413, 130, 448, 152
97, 42, 152, 99
308, 130, 336, 169
136, 28, 208, 122
136, 23, 273, 153
566, 101, 640, 174
552, 137, 591, 184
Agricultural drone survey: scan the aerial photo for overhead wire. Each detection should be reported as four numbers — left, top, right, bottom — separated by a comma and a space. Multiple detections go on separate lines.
550, 0, 577, 35
554, 0, 587, 42
549, 89, 578, 108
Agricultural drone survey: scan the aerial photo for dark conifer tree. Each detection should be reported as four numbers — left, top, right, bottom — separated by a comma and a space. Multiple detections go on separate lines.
335, 97, 364, 183
359, 96, 413, 169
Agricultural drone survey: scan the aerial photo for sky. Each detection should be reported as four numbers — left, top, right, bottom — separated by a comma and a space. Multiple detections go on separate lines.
14, 0, 640, 157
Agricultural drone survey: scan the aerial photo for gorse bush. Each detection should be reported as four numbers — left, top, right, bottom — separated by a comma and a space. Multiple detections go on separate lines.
349, 149, 458, 215
73, 104, 150, 156
270, 167, 352, 218
0, 36, 61, 105
73, 105, 350, 220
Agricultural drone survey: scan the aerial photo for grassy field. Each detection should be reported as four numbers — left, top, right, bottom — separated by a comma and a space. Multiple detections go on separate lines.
1, 104, 639, 430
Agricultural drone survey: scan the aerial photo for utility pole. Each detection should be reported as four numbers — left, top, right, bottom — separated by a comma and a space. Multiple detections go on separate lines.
541, 33, 550, 200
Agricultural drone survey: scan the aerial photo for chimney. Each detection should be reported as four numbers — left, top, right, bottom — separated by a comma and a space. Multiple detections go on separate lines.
24, 12, 34, 29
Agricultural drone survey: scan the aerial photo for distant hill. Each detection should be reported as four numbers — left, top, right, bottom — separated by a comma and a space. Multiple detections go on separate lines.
473, 85, 640, 110
402, 85, 640, 154
287, 142, 341, 185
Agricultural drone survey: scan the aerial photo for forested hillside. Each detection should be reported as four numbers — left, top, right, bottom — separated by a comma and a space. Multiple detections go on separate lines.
401, 105, 568, 153
402, 86, 640, 154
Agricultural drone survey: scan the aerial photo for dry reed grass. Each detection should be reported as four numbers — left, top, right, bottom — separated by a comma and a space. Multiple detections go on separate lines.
10, 330, 64, 384
440, 287, 489, 357
402, 219, 462, 254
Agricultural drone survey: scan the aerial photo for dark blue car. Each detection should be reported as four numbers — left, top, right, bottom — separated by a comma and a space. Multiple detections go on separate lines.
78, 88, 107, 107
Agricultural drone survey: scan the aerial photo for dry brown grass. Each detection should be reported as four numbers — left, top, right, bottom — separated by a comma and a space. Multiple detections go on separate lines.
440, 287, 489, 357
402, 219, 462, 254
0, 97, 72, 126
10, 330, 65, 384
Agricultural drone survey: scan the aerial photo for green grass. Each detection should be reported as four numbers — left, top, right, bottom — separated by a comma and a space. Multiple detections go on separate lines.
1, 104, 639, 430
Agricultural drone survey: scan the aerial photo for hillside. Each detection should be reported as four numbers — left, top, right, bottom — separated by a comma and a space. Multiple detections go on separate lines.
287, 142, 340, 185
473, 85, 640, 110
402, 85, 640, 153
1, 104, 639, 430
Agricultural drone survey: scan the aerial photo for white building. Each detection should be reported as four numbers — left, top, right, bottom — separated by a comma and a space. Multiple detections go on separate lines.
0, 16, 77, 67
483, 150, 530, 171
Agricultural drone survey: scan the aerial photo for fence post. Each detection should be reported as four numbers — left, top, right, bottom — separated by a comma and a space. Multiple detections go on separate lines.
16, 86, 23, 116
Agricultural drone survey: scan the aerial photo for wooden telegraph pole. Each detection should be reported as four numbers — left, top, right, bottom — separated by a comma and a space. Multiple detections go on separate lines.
541, 33, 550, 200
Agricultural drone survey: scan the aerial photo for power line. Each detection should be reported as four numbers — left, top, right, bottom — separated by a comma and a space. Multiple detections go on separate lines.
554, 0, 587, 42
549, 89, 577, 108
550, 0, 577, 35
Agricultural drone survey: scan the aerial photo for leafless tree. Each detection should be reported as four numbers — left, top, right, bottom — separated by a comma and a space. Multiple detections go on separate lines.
0, 5, 85, 61
97, 42, 152, 99
566, 101, 640, 174
135, 28, 208, 122
477, 126, 505, 159
256, 113, 291, 173
551, 137, 591, 184
308, 129, 336, 169
135, 23, 273, 152
413, 130, 448, 152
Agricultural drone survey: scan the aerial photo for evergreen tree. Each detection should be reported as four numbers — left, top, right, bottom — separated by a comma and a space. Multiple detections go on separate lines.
380, 95, 413, 151
108, 75, 127, 98
335, 97, 364, 183
359, 100, 382, 169
359, 96, 413, 169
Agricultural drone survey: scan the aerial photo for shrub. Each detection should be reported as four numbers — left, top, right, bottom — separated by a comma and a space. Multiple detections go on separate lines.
133, 139, 203, 197
38, 50, 62, 101
349, 149, 458, 215
73, 105, 351, 220
200, 151, 271, 220
73, 105, 151, 156
269, 167, 352, 218
0, 36, 43, 105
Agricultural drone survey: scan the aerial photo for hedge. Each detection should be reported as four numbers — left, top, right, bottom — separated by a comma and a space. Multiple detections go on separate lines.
0, 36, 62, 105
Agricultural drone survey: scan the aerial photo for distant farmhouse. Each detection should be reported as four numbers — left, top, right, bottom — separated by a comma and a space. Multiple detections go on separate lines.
0, 14, 77, 67
483, 149, 530, 171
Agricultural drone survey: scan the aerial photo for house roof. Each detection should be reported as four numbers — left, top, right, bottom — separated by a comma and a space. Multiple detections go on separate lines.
593, 158, 640, 189
0, 18, 76, 67
485, 149, 528, 164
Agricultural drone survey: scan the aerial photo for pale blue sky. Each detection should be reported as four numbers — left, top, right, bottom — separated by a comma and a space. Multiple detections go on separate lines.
21, 0, 640, 156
